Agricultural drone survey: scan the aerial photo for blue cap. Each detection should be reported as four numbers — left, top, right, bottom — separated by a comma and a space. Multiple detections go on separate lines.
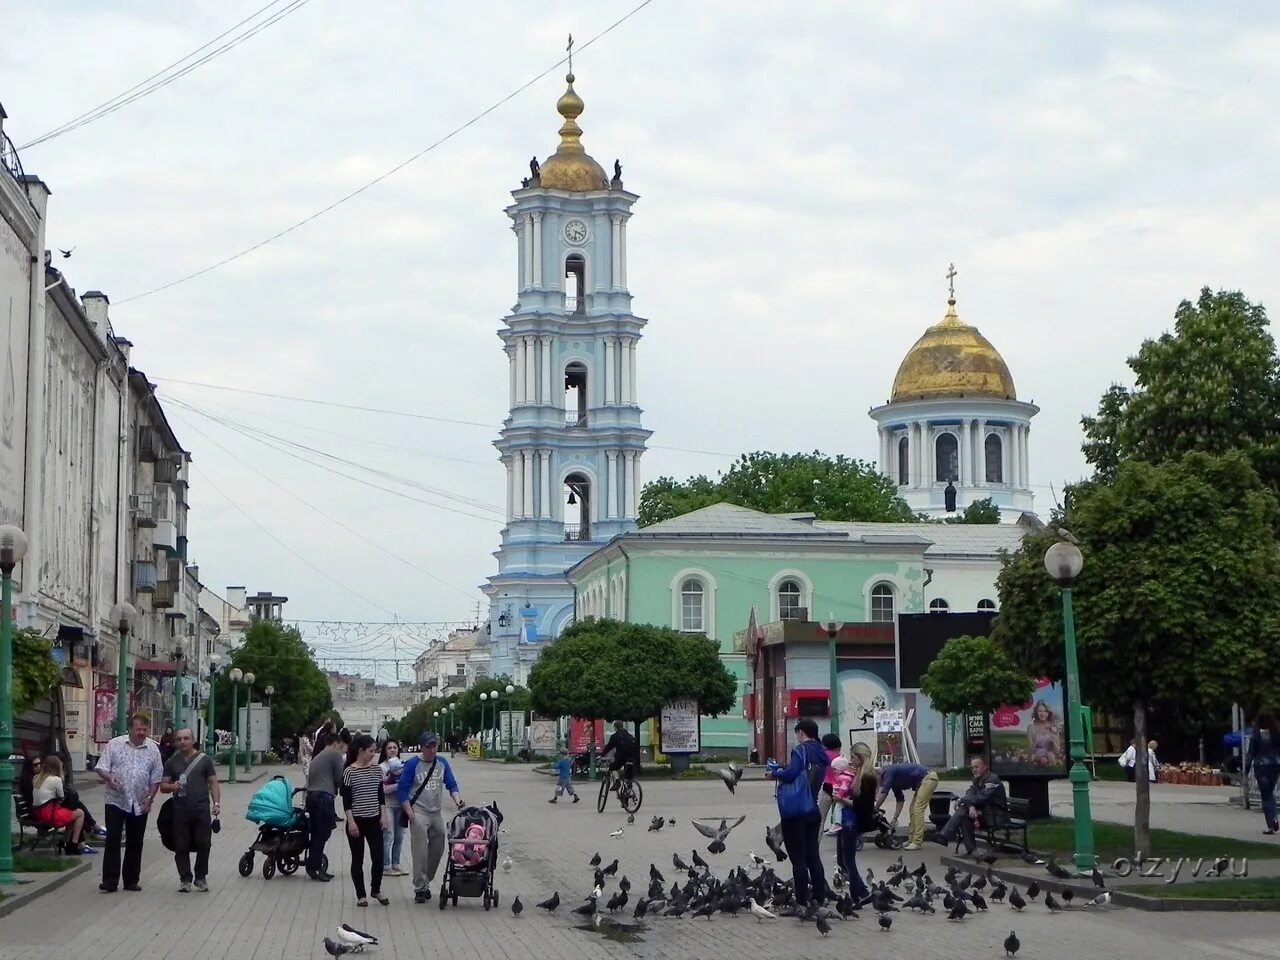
420, 731, 440, 746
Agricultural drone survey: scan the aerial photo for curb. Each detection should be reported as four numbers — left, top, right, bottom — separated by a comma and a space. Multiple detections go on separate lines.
939, 856, 1280, 912
0, 861, 93, 919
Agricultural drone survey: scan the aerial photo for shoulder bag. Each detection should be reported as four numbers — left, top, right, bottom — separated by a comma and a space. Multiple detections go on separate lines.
776, 746, 820, 820
399, 758, 437, 828
158, 752, 206, 850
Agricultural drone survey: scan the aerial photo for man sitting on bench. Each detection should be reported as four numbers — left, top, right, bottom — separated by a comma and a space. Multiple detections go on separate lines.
932, 755, 1004, 855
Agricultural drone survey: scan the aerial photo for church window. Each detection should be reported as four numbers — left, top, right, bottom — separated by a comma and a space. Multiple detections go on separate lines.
778, 580, 803, 621
928, 598, 950, 613
565, 254, 586, 314
563, 472, 591, 541
978, 598, 997, 611
985, 433, 1003, 483
897, 436, 909, 485
870, 583, 895, 622
935, 433, 959, 482
680, 579, 705, 632
564, 362, 588, 427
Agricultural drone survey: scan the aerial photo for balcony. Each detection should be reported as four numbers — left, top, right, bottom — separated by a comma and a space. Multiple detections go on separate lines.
153, 580, 175, 608
564, 296, 587, 316
133, 560, 157, 593
565, 411, 587, 428
154, 457, 178, 483
563, 524, 592, 542
130, 494, 156, 528
174, 535, 188, 562
137, 426, 159, 463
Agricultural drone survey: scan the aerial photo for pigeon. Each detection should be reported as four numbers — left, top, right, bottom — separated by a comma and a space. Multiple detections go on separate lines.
324, 939, 356, 957
1027, 879, 1040, 900
59, 248, 75, 259
1004, 930, 1020, 957
980, 853, 999, 864
1060, 888, 1074, 907
707, 839, 726, 855
1090, 867, 1106, 889
618, 876, 631, 893
589, 852, 601, 867
816, 914, 832, 937
648, 816, 665, 832
602, 859, 619, 877
649, 864, 664, 883
910, 861, 928, 878
719, 763, 744, 793
878, 914, 892, 931
692, 902, 716, 920
673, 853, 690, 871
1210, 857, 1229, 877
536, 892, 560, 912
606, 890, 628, 913
692, 815, 747, 842
633, 898, 649, 919
1044, 892, 1061, 912
1084, 891, 1112, 908
947, 900, 969, 921
691, 851, 709, 871
1046, 857, 1073, 880
749, 850, 770, 869
971, 892, 988, 911
610, 828, 625, 839
1021, 852, 1046, 865
749, 898, 778, 921
1008, 887, 1026, 911
572, 901, 597, 917
990, 882, 1008, 902
627, 812, 635, 824
511, 895, 523, 917
336, 924, 377, 948
502, 855, 513, 873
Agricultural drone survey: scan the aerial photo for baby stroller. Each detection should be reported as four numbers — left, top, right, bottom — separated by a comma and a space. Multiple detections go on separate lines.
439, 804, 502, 911
238, 776, 326, 880
855, 807, 904, 851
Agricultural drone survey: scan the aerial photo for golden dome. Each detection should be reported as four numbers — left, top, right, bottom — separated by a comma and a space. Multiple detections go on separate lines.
538, 72, 609, 192
890, 298, 1017, 402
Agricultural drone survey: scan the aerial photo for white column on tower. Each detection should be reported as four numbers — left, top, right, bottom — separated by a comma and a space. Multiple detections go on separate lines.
514, 337, 527, 404
1011, 425, 1022, 489
975, 419, 987, 485
540, 448, 552, 518
513, 451, 525, 518
619, 216, 628, 289
540, 336, 553, 406
909, 423, 920, 488
605, 450, 619, 519
524, 336, 536, 404
604, 338, 616, 405
611, 213, 623, 289
505, 457, 514, 520
961, 419, 973, 485
624, 451, 638, 517
508, 350, 516, 408
522, 450, 534, 517
531, 211, 544, 287
523, 214, 534, 289
620, 339, 634, 404
628, 338, 638, 402
1021, 426, 1030, 490
631, 451, 641, 516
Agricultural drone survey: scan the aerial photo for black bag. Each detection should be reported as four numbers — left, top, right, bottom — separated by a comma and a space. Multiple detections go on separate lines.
399, 759, 436, 828
158, 798, 176, 851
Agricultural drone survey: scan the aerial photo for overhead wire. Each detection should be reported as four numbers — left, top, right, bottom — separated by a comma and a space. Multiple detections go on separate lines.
116, 0, 659, 304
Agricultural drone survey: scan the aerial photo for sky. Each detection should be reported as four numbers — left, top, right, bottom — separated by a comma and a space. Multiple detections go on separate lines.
5, 1, 1280, 675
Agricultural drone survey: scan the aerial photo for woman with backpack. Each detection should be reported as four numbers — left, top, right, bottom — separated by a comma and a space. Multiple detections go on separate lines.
767, 718, 831, 909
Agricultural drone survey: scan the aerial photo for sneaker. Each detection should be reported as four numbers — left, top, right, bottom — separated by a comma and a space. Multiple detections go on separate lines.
76, 844, 98, 855
91, 825, 108, 838
179, 882, 192, 893
124, 884, 142, 892
572, 795, 580, 803
99, 883, 117, 893
824, 825, 842, 836
902, 842, 922, 851
415, 891, 428, 904
929, 834, 949, 846
548, 798, 557, 803
194, 879, 209, 893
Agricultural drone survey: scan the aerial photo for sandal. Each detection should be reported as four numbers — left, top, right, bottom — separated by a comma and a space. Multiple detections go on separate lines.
375, 894, 390, 905
357, 898, 368, 908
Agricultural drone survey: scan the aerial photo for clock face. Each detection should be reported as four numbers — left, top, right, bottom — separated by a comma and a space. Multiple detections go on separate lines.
563, 218, 589, 245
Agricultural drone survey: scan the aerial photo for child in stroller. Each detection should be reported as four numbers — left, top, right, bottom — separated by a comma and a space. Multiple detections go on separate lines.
438, 803, 503, 911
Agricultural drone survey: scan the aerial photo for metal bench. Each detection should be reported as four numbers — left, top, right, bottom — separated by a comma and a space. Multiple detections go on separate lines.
13, 795, 59, 851
954, 796, 1031, 855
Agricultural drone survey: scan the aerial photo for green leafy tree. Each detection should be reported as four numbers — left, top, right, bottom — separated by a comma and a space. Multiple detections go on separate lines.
529, 620, 737, 731
213, 619, 334, 745
924, 497, 1001, 525
992, 452, 1280, 856
13, 628, 61, 715
638, 451, 915, 526
919, 635, 1033, 717
1082, 288, 1280, 491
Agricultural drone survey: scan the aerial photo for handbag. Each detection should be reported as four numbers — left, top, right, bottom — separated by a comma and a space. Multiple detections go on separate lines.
158, 752, 207, 851
776, 747, 820, 820
399, 759, 437, 828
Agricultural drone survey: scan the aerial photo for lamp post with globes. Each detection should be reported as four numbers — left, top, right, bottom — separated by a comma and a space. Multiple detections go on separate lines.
1044, 539, 1095, 872
110, 601, 138, 737
433, 710, 440, 742
449, 703, 457, 744
479, 692, 489, 755
243, 672, 256, 771
825, 614, 842, 738
264, 685, 275, 759
0, 524, 30, 886
204, 653, 223, 755
228, 668, 243, 783
504, 684, 516, 758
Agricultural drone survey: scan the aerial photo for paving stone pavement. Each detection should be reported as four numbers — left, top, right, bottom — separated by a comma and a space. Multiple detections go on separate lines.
1, 760, 1276, 960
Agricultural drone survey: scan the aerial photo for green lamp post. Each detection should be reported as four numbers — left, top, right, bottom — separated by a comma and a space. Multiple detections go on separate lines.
449, 702, 457, 742
204, 652, 223, 756
0, 524, 29, 887
504, 683, 516, 758
479, 692, 489, 756
228, 667, 243, 783
264, 685, 275, 760
825, 615, 842, 738
1045, 539, 1095, 873
110, 601, 138, 737
242, 671, 256, 772
433, 710, 440, 741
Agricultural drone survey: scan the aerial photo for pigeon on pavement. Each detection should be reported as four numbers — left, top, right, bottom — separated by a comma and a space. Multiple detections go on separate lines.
749, 898, 778, 921
324, 939, 356, 957
1084, 891, 1112, 908
719, 763, 744, 794
511, 895, 523, 917
336, 925, 377, 948
536, 892, 560, 912
1004, 931, 1020, 957
816, 914, 832, 937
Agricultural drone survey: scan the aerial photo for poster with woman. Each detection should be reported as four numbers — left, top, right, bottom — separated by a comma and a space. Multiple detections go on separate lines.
988, 677, 1067, 776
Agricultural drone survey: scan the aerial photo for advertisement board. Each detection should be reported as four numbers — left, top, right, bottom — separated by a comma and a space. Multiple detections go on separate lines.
988, 677, 1067, 777
528, 718, 558, 754
659, 698, 701, 754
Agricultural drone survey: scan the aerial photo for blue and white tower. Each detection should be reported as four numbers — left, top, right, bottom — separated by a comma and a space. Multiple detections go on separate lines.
483, 69, 651, 683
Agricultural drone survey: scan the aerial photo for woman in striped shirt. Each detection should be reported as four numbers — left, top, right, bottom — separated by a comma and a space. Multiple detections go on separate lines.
342, 734, 388, 906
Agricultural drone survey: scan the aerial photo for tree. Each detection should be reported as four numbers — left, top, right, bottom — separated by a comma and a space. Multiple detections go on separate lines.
214, 619, 334, 745
13, 628, 60, 715
992, 452, 1280, 856
638, 451, 915, 527
529, 619, 737, 727
918, 635, 1033, 717
925, 497, 1001, 525
1082, 288, 1280, 492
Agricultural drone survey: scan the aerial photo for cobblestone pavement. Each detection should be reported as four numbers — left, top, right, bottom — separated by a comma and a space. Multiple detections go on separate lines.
2, 760, 1276, 960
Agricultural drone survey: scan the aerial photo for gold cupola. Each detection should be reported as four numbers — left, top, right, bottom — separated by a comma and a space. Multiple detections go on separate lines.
890, 295, 1017, 402
537, 72, 609, 192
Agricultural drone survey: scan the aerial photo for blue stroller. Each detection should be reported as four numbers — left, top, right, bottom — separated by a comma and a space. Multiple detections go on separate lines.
238, 775, 326, 880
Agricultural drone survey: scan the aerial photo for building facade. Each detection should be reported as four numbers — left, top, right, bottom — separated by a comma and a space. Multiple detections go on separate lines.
481, 70, 650, 686
412, 626, 487, 702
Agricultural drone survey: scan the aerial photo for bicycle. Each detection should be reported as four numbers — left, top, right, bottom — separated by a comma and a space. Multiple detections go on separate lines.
597, 762, 643, 815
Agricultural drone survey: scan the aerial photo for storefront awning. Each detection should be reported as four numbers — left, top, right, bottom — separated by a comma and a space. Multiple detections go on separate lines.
134, 659, 178, 674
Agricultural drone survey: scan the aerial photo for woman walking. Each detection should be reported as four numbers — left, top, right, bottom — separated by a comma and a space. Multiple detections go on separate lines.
299, 730, 314, 776
1247, 710, 1280, 834
379, 740, 406, 875
342, 734, 389, 906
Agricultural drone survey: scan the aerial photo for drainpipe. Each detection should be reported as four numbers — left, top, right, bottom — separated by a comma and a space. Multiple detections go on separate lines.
617, 544, 631, 621
571, 583, 578, 626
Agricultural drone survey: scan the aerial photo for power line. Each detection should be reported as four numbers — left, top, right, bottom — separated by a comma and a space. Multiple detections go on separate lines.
21, 0, 315, 149
116, 0, 659, 304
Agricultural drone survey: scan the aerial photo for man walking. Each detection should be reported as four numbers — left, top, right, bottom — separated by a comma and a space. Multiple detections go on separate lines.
399, 731, 463, 904
875, 760, 939, 850
767, 718, 831, 909
305, 727, 351, 881
159, 728, 220, 892
94, 714, 164, 893
932, 755, 1005, 855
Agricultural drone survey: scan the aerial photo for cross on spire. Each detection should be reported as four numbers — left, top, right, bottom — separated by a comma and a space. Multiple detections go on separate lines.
946, 262, 958, 301
567, 33, 574, 74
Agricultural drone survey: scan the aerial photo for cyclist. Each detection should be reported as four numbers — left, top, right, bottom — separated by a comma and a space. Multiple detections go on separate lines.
599, 721, 640, 792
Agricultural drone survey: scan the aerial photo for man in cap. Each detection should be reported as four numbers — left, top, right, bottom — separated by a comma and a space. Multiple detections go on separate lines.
398, 731, 463, 904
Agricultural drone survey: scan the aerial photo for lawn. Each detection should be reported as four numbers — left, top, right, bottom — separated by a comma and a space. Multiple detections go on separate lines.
1122, 877, 1280, 900
14, 854, 78, 873
1029, 817, 1280, 861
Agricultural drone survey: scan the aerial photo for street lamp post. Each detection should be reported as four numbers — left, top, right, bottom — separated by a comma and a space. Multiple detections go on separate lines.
825, 614, 842, 739
0, 524, 30, 887
228, 668, 243, 783
204, 653, 223, 756
433, 710, 440, 741
1045, 540, 1095, 873
243, 672, 256, 771
479, 692, 489, 755
264, 685, 274, 760
449, 703, 457, 742
504, 684, 516, 758
110, 602, 138, 737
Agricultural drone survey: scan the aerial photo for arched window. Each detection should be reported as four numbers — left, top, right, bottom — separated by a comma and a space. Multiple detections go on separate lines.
897, 436, 909, 485
935, 433, 958, 482
565, 254, 586, 314
985, 433, 1003, 483
978, 598, 997, 612
778, 580, 803, 621
870, 583, 895, 623
928, 598, 950, 613
680, 579, 705, 632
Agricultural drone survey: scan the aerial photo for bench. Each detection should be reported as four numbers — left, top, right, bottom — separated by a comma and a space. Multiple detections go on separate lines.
13, 795, 59, 851
953, 796, 1031, 855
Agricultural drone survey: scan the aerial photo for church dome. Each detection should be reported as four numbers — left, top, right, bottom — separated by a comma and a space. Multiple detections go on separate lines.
890, 297, 1017, 402
538, 73, 609, 192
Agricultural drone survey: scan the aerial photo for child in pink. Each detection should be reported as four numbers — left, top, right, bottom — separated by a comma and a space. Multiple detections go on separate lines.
819, 734, 843, 833
451, 821, 487, 867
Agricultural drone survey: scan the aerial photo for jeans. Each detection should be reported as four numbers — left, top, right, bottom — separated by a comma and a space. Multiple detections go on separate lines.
382, 810, 405, 868
346, 815, 384, 900
102, 804, 149, 889
779, 814, 827, 905
836, 821, 871, 901
172, 806, 212, 883
1256, 768, 1279, 830
306, 791, 336, 875
939, 807, 978, 853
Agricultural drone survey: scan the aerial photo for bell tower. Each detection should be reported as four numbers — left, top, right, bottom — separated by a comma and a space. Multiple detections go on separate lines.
483, 66, 651, 683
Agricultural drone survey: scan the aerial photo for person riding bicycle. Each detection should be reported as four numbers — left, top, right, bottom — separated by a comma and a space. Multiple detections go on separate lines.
599, 722, 639, 791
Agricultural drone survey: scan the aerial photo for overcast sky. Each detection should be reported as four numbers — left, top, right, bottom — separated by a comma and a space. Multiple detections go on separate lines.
5, 1, 1278, 675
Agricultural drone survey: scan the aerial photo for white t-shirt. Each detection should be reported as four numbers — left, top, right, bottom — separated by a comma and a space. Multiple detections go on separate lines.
32, 775, 65, 807
1118, 745, 1159, 781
